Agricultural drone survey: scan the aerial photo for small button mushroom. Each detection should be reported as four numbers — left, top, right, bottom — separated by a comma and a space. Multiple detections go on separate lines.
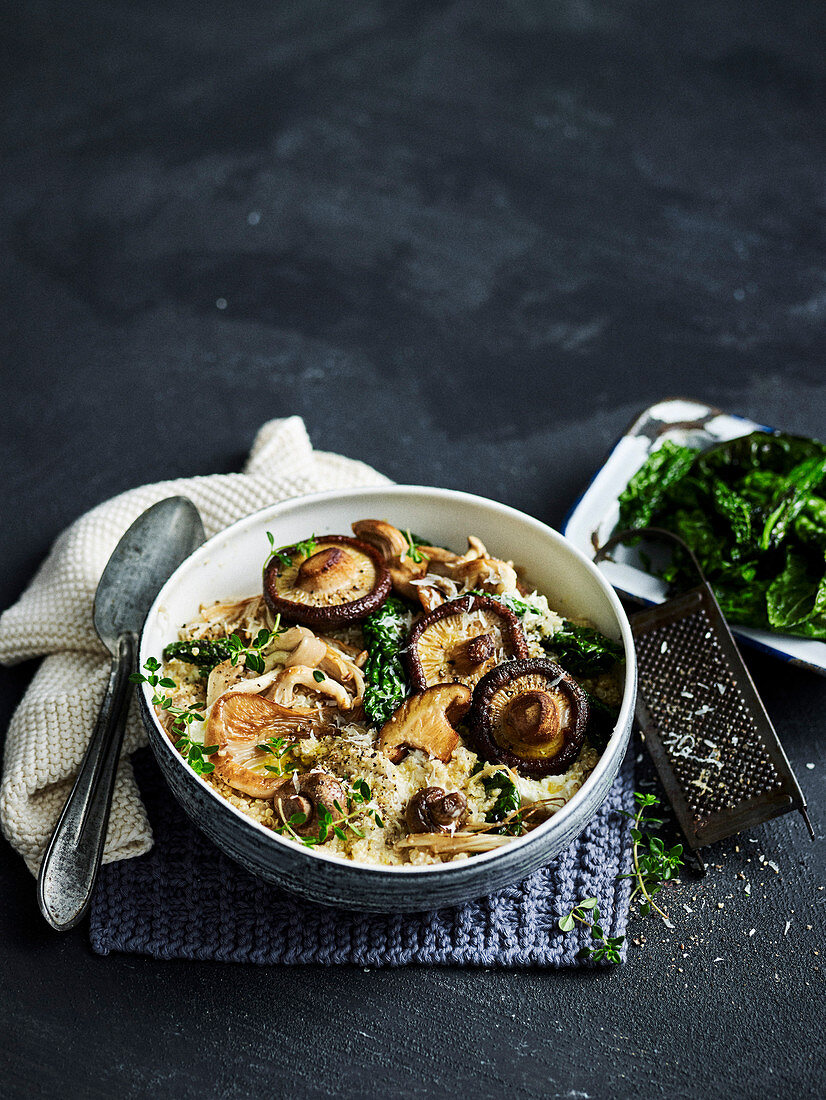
469, 658, 589, 777
379, 683, 472, 764
263, 535, 391, 629
406, 594, 528, 692
271, 772, 345, 838
406, 787, 468, 834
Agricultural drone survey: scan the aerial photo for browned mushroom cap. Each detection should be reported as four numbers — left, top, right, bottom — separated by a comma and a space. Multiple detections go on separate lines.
263, 535, 391, 628
379, 683, 472, 764
406, 594, 528, 692
405, 787, 468, 834
469, 658, 589, 777
271, 772, 345, 838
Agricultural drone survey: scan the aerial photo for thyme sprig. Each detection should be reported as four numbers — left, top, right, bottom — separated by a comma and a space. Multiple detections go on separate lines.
130, 658, 214, 774
558, 899, 625, 964
256, 735, 294, 776
273, 777, 384, 848
557, 790, 684, 963
263, 531, 318, 574
224, 623, 281, 674
619, 791, 684, 919
163, 622, 282, 676
401, 529, 429, 564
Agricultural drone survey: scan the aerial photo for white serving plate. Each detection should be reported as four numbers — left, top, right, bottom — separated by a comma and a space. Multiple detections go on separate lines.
563, 397, 826, 676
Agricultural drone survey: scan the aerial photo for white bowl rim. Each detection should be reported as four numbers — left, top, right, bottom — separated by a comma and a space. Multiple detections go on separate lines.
139, 484, 637, 878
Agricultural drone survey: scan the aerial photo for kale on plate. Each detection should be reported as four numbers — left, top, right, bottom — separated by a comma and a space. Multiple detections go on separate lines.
616, 431, 826, 639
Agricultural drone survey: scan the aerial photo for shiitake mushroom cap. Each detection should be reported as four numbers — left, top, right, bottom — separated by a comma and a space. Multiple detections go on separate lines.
469, 657, 589, 777
405, 593, 528, 692
263, 534, 391, 628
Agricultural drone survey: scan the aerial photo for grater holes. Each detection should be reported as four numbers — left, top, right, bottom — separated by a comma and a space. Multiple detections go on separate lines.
635, 608, 782, 820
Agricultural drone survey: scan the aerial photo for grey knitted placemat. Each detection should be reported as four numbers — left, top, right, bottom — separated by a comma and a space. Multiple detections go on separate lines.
89, 749, 634, 966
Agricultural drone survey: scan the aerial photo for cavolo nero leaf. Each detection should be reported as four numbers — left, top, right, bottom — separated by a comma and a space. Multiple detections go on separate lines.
543, 621, 624, 678
766, 549, 826, 633
362, 596, 411, 726
617, 440, 696, 530
472, 764, 522, 835
613, 430, 826, 639
759, 453, 826, 551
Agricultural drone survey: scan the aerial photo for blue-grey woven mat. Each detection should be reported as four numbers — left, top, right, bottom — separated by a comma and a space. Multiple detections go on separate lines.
89, 749, 634, 966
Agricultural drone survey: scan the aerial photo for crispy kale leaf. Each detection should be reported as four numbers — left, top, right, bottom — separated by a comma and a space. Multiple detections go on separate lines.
543, 621, 624, 678
615, 430, 826, 639
472, 764, 522, 835
162, 638, 234, 671
362, 597, 411, 726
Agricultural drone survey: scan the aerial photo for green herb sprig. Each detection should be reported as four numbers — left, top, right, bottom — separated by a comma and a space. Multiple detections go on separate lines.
224, 625, 280, 674
163, 623, 281, 676
272, 774, 387, 849
558, 898, 625, 963
273, 777, 384, 848
620, 791, 684, 919
263, 532, 318, 574
401, 529, 429, 564
256, 736, 294, 776
130, 658, 214, 774
557, 790, 683, 963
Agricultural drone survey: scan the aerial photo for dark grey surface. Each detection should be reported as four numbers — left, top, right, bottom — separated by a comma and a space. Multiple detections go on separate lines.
2, 1, 824, 1097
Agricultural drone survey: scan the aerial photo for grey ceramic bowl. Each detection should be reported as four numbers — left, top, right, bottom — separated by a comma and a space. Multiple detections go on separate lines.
138, 486, 636, 912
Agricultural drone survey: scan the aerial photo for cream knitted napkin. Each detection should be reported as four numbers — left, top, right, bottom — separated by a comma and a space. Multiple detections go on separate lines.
0, 418, 390, 874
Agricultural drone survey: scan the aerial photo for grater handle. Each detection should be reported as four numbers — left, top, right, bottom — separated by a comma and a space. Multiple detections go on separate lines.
595, 525, 709, 585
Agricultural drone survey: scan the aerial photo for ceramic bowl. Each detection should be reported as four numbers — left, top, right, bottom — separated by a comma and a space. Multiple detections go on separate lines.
138, 486, 636, 912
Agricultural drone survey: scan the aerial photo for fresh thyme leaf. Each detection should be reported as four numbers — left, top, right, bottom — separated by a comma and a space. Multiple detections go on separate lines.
313, 669, 326, 683
263, 532, 318, 574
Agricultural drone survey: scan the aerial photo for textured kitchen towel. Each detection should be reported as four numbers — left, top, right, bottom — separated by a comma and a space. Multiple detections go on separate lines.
89, 748, 634, 967
0, 418, 391, 873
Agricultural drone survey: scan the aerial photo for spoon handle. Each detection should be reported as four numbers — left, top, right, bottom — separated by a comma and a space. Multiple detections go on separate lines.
37, 632, 137, 930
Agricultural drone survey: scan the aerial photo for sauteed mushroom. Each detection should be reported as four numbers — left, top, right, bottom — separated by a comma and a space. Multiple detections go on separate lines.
406, 594, 528, 692
379, 683, 472, 763
264, 535, 390, 628
405, 787, 467, 834
271, 772, 345, 838
208, 693, 321, 798
469, 658, 589, 777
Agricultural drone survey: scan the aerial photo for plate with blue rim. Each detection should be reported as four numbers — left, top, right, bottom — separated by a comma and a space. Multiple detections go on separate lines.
563, 396, 826, 676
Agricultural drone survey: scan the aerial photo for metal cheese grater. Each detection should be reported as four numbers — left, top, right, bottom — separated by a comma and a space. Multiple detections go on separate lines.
596, 528, 813, 869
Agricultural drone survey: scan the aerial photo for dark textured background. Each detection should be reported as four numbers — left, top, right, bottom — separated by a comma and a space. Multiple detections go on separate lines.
2, 1, 825, 1097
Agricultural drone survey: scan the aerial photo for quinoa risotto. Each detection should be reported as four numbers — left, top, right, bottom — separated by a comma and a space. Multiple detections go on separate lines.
141, 520, 624, 866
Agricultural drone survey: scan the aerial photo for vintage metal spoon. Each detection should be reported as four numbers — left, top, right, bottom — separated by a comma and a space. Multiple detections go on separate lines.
37, 496, 205, 930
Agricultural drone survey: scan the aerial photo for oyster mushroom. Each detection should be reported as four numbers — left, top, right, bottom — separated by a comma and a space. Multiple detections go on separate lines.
351, 519, 429, 601
271, 665, 354, 710
207, 693, 321, 797
469, 658, 589, 777
405, 787, 467, 834
263, 535, 391, 628
352, 520, 519, 609
379, 683, 472, 764
406, 594, 528, 692
271, 772, 346, 838
427, 535, 519, 597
